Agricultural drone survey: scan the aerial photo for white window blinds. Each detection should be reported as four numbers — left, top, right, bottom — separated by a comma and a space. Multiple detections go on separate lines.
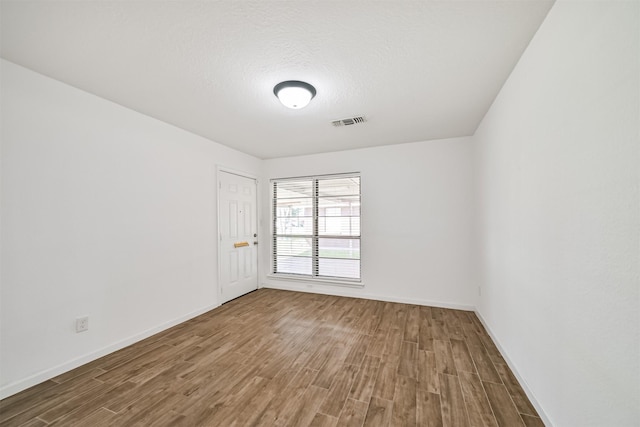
272, 173, 361, 281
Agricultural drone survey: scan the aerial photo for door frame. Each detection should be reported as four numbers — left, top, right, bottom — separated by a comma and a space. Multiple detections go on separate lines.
216, 166, 259, 306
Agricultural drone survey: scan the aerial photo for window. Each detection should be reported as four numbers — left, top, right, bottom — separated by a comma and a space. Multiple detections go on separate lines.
272, 173, 361, 282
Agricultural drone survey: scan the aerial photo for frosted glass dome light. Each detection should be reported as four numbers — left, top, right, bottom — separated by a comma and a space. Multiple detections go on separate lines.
274, 81, 316, 109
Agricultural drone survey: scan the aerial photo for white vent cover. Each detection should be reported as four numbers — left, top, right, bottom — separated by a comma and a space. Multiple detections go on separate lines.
331, 116, 367, 127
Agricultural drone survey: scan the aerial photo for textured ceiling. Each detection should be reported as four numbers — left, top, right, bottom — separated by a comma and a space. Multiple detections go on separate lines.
1, 1, 554, 159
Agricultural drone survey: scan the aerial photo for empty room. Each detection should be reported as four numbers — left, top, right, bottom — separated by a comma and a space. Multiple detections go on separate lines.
0, 1, 638, 426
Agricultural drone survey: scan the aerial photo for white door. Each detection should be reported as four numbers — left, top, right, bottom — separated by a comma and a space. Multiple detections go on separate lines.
218, 171, 258, 304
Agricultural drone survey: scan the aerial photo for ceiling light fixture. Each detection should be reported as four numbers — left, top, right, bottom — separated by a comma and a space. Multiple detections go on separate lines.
273, 80, 316, 109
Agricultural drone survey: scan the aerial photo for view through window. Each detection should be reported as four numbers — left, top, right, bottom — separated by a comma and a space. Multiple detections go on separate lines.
272, 174, 361, 281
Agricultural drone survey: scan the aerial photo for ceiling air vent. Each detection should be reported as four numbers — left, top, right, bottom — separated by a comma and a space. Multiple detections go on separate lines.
331, 116, 367, 127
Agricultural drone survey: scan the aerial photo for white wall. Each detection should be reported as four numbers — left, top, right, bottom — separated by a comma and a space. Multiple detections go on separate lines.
473, 1, 639, 426
262, 137, 475, 309
0, 60, 261, 398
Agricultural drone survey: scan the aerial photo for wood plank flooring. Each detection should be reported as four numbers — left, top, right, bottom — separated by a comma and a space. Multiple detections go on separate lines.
0, 289, 543, 426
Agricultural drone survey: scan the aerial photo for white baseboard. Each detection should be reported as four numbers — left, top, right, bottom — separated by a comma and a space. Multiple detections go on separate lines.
0, 303, 219, 400
474, 310, 553, 427
261, 281, 475, 311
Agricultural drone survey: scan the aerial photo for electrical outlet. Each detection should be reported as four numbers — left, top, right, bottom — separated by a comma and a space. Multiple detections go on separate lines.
478, 286, 482, 296
76, 316, 89, 333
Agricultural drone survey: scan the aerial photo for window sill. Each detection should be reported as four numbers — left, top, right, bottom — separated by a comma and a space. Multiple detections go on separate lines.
266, 274, 364, 288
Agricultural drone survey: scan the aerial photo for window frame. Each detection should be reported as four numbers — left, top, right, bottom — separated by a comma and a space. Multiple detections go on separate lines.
270, 172, 362, 286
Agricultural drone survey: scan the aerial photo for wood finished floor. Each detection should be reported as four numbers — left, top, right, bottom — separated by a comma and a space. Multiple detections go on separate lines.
0, 289, 543, 427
